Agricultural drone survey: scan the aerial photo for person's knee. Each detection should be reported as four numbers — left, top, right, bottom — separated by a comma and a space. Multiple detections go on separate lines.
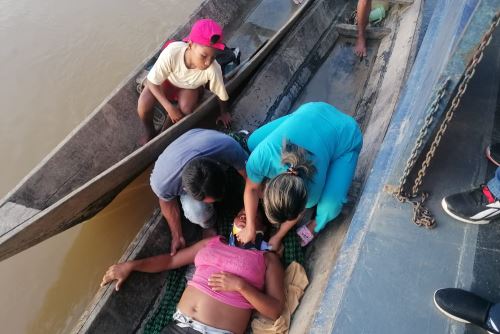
178, 89, 200, 115
178, 99, 196, 115
184, 206, 215, 228
180, 195, 215, 228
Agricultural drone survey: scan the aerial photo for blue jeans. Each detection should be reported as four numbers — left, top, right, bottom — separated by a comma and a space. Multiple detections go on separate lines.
487, 167, 500, 199
487, 303, 500, 332
179, 193, 216, 228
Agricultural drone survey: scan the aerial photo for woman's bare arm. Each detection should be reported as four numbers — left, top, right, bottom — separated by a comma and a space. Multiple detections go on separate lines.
238, 177, 262, 243
208, 252, 285, 320
268, 217, 300, 250
101, 238, 210, 291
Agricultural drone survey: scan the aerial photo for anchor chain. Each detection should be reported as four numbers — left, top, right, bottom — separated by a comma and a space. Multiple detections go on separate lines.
392, 12, 500, 228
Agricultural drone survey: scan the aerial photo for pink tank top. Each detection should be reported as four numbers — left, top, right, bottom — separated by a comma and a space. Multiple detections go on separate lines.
188, 236, 266, 309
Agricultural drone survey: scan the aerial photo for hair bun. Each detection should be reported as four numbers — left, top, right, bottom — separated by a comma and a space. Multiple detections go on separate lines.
286, 165, 299, 176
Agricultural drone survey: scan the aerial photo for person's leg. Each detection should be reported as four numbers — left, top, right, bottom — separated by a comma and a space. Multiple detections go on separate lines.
441, 167, 500, 224
247, 114, 292, 151
137, 85, 158, 141
177, 87, 202, 116
314, 149, 360, 233
179, 193, 216, 229
434, 288, 500, 334
486, 143, 500, 167
487, 303, 500, 333
487, 167, 500, 198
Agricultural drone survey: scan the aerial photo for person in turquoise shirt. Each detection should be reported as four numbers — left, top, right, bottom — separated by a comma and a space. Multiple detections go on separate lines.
236, 102, 363, 249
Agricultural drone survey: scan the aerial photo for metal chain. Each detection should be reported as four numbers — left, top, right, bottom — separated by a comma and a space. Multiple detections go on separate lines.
412, 12, 500, 194
392, 12, 500, 228
394, 79, 450, 202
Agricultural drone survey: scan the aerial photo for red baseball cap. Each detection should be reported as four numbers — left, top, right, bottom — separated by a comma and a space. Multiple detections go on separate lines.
183, 19, 225, 50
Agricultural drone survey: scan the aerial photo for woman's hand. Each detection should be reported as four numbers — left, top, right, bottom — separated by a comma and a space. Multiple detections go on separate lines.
100, 262, 134, 291
236, 225, 256, 244
208, 272, 246, 292
268, 234, 283, 254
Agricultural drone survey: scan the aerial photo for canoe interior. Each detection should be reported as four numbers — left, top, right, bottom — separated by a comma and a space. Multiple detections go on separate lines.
73, 0, 424, 332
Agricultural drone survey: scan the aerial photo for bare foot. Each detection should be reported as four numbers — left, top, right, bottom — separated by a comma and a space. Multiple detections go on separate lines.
160, 117, 173, 132
138, 130, 155, 146
138, 116, 172, 146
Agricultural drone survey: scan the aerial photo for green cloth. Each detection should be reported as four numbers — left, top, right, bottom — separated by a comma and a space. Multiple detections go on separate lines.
282, 230, 305, 267
143, 267, 187, 334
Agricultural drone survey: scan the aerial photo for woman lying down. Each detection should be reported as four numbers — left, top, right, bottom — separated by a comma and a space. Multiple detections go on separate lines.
101, 208, 285, 334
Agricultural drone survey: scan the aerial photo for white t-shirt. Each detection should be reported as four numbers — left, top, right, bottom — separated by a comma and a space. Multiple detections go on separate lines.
147, 41, 229, 101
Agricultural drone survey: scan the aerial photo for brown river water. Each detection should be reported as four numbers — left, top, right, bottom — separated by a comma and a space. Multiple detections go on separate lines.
0, 0, 202, 333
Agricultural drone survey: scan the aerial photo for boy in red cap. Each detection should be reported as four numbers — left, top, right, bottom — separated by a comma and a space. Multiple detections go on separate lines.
138, 19, 231, 143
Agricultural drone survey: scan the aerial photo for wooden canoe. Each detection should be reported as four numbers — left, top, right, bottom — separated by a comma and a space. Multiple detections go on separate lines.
72, 0, 425, 332
0, 0, 314, 261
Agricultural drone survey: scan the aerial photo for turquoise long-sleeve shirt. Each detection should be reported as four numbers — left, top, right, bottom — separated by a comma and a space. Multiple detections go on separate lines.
246, 102, 363, 232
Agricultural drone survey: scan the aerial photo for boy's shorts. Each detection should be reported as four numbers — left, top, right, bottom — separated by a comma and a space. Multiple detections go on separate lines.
161, 79, 180, 102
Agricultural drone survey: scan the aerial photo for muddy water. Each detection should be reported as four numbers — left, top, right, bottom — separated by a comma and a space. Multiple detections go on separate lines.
0, 0, 201, 333
0, 170, 158, 334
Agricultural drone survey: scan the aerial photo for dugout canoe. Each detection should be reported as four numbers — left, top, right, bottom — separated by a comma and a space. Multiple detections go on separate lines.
0, 0, 315, 261
73, 0, 427, 332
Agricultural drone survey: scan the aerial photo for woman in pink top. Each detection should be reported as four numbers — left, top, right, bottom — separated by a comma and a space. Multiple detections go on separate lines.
101, 208, 284, 334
